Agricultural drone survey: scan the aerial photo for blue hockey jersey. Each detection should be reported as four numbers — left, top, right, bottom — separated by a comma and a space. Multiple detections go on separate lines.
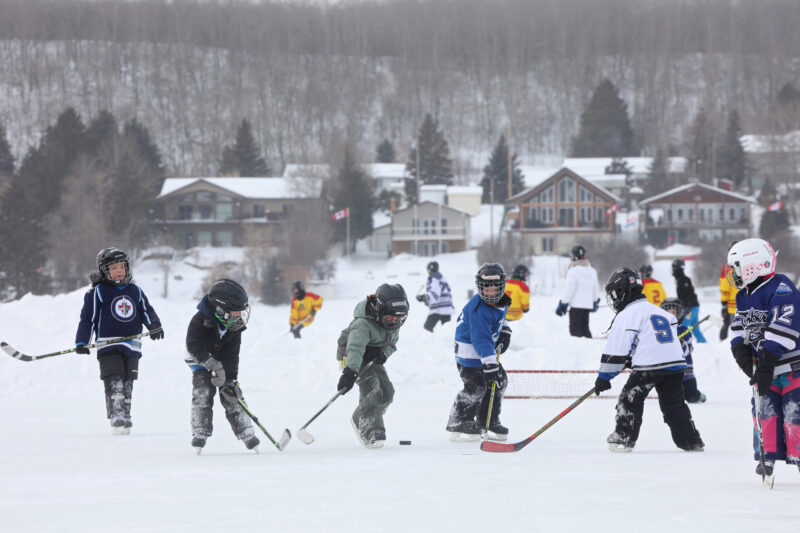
730, 273, 800, 375
75, 283, 160, 358
677, 324, 696, 381
454, 294, 509, 368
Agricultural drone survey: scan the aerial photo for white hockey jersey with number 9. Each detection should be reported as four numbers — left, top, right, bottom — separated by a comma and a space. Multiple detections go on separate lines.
598, 298, 688, 380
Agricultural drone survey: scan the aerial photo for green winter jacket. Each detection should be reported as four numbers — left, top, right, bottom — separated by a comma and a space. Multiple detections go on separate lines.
336, 297, 400, 372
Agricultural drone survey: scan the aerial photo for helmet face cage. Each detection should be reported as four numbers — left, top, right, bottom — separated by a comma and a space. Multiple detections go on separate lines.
213, 303, 251, 331
375, 284, 409, 330
639, 264, 653, 278
660, 297, 685, 323
209, 279, 250, 331
97, 248, 131, 285
476, 263, 507, 305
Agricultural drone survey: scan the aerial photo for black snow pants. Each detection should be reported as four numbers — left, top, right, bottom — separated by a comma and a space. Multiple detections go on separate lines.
568, 308, 592, 338
191, 370, 254, 441
447, 363, 508, 428
98, 351, 138, 422
612, 371, 704, 451
423, 314, 451, 332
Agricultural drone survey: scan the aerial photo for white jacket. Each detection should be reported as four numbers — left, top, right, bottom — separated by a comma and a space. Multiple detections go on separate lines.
562, 260, 600, 310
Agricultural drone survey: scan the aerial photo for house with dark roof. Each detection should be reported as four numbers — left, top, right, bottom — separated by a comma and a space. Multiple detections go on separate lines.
504, 167, 619, 255
639, 181, 755, 246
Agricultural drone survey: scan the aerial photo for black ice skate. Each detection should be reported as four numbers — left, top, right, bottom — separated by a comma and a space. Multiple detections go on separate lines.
365, 429, 386, 449
192, 436, 207, 455
756, 460, 775, 489
447, 421, 482, 442
486, 423, 509, 442
607, 432, 634, 453
110, 415, 129, 436
243, 435, 260, 453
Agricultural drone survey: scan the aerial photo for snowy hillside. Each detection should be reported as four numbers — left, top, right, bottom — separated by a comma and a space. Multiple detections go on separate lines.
0, 249, 793, 533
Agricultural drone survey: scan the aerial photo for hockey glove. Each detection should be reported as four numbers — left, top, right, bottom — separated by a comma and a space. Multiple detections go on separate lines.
494, 326, 512, 354
416, 294, 430, 306
591, 299, 600, 313
731, 343, 754, 378
311, 308, 317, 316
721, 302, 729, 321
338, 367, 358, 394
555, 301, 569, 316
363, 346, 388, 366
220, 381, 243, 402
75, 343, 90, 355
750, 351, 780, 396
148, 322, 164, 341
594, 377, 612, 396
291, 324, 303, 339
201, 357, 226, 387
482, 363, 501, 385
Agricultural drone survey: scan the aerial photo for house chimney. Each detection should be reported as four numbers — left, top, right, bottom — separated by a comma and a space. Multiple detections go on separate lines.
389, 197, 396, 212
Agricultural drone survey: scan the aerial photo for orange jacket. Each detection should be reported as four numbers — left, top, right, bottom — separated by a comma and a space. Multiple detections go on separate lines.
719, 265, 737, 315
289, 292, 323, 326
505, 278, 530, 321
641, 278, 666, 306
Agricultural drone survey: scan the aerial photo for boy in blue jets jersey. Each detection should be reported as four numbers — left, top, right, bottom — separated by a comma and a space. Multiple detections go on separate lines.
446, 263, 512, 442
727, 238, 800, 478
595, 267, 704, 453
75, 248, 163, 434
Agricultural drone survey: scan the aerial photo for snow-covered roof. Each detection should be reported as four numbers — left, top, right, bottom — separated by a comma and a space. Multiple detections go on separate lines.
420, 184, 447, 191
282, 164, 332, 179
561, 156, 687, 176
740, 131, 800, 154
447, 186, 483, 195
639, 181, 754, 205
158, 177, 322, 199
519, 165, 561, 189
506, 167, 621, 204
362, 163, 407, 180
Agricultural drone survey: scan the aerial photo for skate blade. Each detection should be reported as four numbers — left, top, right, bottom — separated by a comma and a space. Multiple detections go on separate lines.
112, 427, 130, 436
194, 446, 204, 455
608, 443, 633, 453
449, 432, 481, 442
251, 446, 260, 454
365, 440, 385, 449
486, 431, 508, 442
763, 474, 775, 489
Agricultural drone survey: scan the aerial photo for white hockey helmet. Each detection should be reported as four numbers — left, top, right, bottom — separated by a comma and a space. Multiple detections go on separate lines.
726, 238, 777, 289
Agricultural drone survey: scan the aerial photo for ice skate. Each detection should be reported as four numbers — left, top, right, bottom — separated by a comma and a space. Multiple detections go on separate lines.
243, 435, 260, 453
364, 429, 386, 449
192, 436, 207, 455
350, 415, 369, 447
110, 415, 128, 436
756, 460, 775, 489
447, 421, 481, 442
607, 432, 633, 453
486, 423, 509, 442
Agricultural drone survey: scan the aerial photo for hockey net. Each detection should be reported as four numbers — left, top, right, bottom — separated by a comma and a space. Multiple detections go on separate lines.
506, 369, 635, 400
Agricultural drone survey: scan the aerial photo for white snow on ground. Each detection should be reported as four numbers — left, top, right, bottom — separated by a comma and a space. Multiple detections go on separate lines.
0, 249, 795, 533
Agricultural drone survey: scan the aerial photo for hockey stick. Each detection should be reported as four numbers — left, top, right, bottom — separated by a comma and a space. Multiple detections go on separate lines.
678, 315, 709, 339
297, 362, 374, 445
236, 397, 292, 452
752, 360, 774, 489
1, 332, 150, 362
480, 387, 596, 453
481, 382, 497, 440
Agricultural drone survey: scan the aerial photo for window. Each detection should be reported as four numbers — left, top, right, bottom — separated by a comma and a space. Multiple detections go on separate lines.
677, 208, 683, 221
422, 242, 437, 256
253, 204, 265, 217
198, 204, 213, 219
688, 208, 694, 221
178, 232, 194, 249
216, 231, 233, 247
579, 206, 593, 227
197, 192, 212, 219
558, 178, 575, 203
719, 208, 724, 221
541, 207, 554, 224
595, 207, 605, 226
558, 207, 575, 227
441, 218, 448, 234
527, 207, 540, 226
699, 209, 705, 222
441, 241, 449, 253
216, 203, 233, 221
423, 220, 429, 235
178, 205, 193, 220
542, 237, 554, 252
197, 231, 212, 246
579, 186, 594, 203
528, 194, 539, 204
730, 208, 735, 221
283, 204, 294, 213
540, 186, 554, 203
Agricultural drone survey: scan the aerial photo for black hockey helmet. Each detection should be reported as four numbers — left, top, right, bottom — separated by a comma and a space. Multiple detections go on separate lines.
605, 267, 644, 313
208, 279, 250, 331
639, 264, 653, 278
96, 247, 131, 285
373, 283, 409, 330
671, 258, 685, 275
292, 280, 306, 300
427, 261, 439, 275
660, 297, 685, 324
570, 244, 586, 261
476, 263, 507, 305
512, 264, 529, 281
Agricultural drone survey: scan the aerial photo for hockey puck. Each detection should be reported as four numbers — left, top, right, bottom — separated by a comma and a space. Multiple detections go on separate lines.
399, 440, 412, 445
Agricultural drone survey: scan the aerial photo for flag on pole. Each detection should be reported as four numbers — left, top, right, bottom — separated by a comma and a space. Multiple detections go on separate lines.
605, 203, 619, 217
331, 208, 350, 221
768, 200, 783, 212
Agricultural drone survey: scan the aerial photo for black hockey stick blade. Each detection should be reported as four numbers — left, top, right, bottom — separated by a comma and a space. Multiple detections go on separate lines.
2, 332, 150, 362
481, 388, 596, 453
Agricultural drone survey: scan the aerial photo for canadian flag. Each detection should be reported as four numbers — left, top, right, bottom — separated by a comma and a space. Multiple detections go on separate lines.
331, 208, 350, 221
605, 203, 619, 217
768, 200, 783, 212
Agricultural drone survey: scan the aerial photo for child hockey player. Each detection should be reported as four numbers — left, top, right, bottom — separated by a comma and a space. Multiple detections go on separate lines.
447, 263, 512, 442
555, 244, 601, 338
185, 279, 259, 453
289, 280, 323, 339
639, 264, 666, 306
595, 267, 704, 453
505, 264, 531, 321
416, 261, 455, 332
336, 284, 409, 448
75, 247, 164, 435
672, 259, 707, 343
661, 297, 706, 403
727, 238, 800, 479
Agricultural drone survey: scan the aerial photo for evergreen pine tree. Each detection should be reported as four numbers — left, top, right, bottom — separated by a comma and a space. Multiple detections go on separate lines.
123, 119, 165, 177
716, 110, 748, 189
331, 144, 374, 248
219, 119, 269, 177
406, 114, 454, 204
479, 134, 525, 204
260, 257, 286, 305
646, 147, 670, 195
570, 79, 638, 157
687, 107, 715, 183
0, 123, 14, 177
376, 139, 397, 163
85, 110, 118, 156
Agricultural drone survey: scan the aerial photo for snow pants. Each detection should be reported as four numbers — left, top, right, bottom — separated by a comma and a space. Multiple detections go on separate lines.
423, 313, 451, 332
191, 370, 254, 441
568, 308, 592, 338
752, 371, 800, 464
98, 351, 138, 423
612, 371, 704, 450
352, 363, 395, 440
447, 363, 508, 428
683, 306, 707, 343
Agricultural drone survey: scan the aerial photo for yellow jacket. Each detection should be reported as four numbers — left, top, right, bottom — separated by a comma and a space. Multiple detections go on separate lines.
505, 278, 530, 321
289, 292, 323, 326
641, 278, 666, 306
719, 265, 737, 315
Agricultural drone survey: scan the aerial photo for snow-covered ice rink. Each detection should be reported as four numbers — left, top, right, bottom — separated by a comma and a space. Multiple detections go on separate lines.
0, 250, 795, 533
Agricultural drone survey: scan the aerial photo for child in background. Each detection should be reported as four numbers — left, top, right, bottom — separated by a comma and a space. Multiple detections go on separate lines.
661, 297, 706, 403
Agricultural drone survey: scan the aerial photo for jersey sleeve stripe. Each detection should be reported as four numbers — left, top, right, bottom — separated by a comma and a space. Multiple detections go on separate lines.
767, 323, 800, 339
764, 332, 796, 351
